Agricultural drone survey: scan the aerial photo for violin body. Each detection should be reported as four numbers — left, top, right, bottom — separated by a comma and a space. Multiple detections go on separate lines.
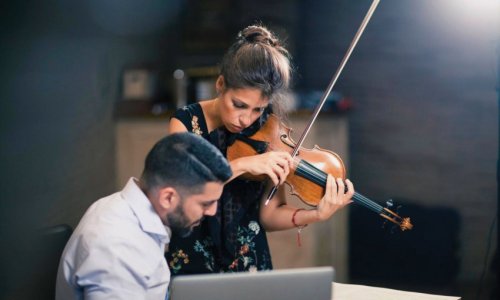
227, 114, 413, 231
287, 145, 346, 207
227, 114, 345, 206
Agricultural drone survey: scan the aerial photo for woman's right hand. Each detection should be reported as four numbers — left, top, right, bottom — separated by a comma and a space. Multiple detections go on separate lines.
232, 151, 294, 186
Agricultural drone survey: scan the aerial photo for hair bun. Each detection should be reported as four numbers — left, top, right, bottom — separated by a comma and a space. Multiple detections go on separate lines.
239, 25, 279, 47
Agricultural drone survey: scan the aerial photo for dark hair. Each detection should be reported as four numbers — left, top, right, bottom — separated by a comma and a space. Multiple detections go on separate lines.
140, 133, 232, 195
220, 24, 292, 115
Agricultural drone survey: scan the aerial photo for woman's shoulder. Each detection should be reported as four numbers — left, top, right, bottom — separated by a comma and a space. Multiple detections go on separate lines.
172, 103, 206, 137
172, 103, 203, 121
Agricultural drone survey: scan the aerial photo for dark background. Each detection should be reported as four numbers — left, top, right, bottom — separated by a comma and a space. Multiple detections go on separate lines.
0, 0, 497, 299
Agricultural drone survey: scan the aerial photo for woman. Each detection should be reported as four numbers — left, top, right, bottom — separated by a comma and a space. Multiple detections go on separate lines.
166, 24, 354, 274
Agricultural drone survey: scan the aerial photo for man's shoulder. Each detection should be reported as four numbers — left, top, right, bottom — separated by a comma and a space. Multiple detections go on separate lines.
81, 192, 133, 225
69, 195, 138, 246
69, 222, 165, 278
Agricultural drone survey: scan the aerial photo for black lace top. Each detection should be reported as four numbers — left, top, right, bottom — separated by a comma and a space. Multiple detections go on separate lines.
165, 103, 273, 275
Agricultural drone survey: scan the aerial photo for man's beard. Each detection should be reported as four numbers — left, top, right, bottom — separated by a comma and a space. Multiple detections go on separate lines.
166, 203, 201, 238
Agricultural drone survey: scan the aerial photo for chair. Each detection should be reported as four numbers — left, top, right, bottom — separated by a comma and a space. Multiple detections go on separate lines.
20, 224, 73, 300
39, 224, 73, 299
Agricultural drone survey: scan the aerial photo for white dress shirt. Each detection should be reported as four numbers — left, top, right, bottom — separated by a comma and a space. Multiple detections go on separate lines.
56, 178, 171, 300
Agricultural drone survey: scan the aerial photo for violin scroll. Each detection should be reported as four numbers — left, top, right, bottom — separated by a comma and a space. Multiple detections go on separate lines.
380, 207, 414, 231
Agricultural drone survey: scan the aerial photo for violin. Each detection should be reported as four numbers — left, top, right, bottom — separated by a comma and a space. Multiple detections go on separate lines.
227, 114, 413, 231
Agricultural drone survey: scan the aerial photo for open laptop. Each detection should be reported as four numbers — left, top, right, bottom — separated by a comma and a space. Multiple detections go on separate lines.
169, 266, 334, 300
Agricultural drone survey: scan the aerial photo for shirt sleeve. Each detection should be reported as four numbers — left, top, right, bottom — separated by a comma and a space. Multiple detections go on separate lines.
73, 235, 168, 300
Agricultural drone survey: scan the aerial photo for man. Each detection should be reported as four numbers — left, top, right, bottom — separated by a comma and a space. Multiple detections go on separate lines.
56, 133, 232, 299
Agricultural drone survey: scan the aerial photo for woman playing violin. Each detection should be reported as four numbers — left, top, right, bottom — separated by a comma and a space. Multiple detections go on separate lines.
166, 24, 355, 274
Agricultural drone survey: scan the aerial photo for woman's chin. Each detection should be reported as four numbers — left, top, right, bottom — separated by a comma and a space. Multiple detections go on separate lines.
227, 124, 243, 133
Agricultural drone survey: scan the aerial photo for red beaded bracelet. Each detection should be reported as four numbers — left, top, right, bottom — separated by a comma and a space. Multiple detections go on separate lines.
292, 208, 308, 247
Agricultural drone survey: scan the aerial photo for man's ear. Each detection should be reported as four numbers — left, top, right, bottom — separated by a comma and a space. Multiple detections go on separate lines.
157, 187, 178, 211
216, 75, 225, 94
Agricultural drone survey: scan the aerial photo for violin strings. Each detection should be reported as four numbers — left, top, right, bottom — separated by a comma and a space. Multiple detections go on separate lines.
353, 193, 382, 213
299, 163, 381, 211
261, 144, 383, 213
296, 159, 383, 213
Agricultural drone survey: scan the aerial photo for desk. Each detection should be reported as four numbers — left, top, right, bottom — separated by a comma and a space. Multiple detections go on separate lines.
332, 282, 460, 300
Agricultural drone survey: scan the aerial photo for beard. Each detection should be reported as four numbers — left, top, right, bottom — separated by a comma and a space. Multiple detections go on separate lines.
166, 203, 202, 238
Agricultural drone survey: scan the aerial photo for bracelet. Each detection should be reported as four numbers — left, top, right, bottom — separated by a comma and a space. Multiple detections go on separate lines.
292, 208, 308, 247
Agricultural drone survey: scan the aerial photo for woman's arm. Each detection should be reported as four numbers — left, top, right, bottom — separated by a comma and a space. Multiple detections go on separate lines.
169, 118, 189, 134
259, 175, 354, 232
169, 118, 292, 184
227, 151, 293, 184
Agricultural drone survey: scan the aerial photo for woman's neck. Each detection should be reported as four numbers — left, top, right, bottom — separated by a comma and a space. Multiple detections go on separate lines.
200, 98, 223, 132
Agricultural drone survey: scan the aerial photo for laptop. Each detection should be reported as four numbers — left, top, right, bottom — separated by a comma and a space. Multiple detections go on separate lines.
169, 266, 334, 300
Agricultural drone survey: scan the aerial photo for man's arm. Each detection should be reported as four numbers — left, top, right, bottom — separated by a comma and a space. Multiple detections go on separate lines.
72, 236, 168, 300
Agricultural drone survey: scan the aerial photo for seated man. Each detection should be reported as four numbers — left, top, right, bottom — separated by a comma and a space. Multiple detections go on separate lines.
56, 133, 232, 299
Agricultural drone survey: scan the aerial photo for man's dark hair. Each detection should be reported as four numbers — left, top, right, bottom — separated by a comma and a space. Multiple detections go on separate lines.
141, 133, 232, 195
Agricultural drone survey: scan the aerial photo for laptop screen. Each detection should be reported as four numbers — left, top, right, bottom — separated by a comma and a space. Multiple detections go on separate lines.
169, 266, 334, 300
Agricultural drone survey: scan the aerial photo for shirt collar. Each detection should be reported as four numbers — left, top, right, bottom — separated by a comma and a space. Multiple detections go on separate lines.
121, 178, 170, 244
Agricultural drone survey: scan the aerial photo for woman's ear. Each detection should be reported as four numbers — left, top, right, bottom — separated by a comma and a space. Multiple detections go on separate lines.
215, 75, 225, 94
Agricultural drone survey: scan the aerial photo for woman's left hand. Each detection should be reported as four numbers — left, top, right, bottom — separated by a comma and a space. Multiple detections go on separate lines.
315, 175, 354, 221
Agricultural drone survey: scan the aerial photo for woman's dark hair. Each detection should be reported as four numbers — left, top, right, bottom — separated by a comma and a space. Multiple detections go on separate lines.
141, 133, 232, 195
220, 24, 292, 116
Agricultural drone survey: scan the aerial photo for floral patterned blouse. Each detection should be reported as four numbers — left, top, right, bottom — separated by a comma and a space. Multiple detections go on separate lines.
166, 103, 273, 275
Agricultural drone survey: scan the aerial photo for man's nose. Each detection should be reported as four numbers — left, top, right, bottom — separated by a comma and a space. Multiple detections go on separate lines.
205, 202, 218, 216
